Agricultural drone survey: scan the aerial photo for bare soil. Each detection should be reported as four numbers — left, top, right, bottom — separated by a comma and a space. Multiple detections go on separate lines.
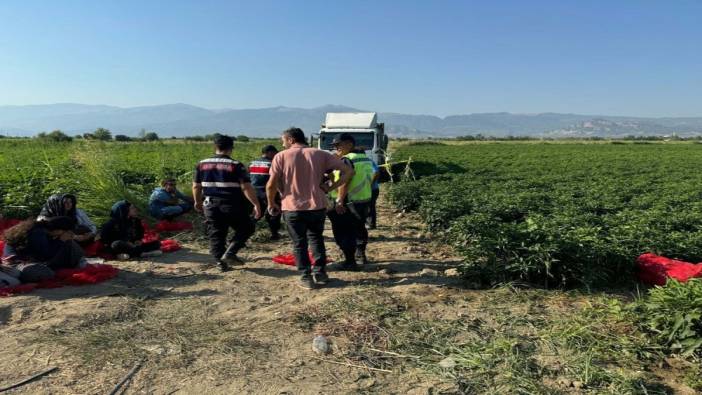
0, 200, 467, 394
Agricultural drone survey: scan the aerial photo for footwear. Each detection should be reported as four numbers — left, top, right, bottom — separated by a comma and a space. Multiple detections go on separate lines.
117, 253, 130, 261
298, 274, 316, 290
313, 271, 329, 285
356, 248, 369, 265
217, 260, 232, 272
220, 254, 245, 266
337, 262, 360, 272
141, 250, 163, 258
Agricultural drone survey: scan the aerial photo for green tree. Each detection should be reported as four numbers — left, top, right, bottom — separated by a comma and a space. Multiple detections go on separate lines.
114, 134, 132, 142
236, 134, 250, 142
143, 132, 160, 141
93, 128, 112, 141
46, 130, 72, 142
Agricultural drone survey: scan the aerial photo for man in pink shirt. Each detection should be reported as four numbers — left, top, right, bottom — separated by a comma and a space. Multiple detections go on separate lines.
266, 127, 352, 289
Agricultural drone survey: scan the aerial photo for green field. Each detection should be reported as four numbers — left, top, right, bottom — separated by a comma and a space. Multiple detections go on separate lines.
390, 141, 702, 287
0, 139, 277, 221
1, 138, 702, 391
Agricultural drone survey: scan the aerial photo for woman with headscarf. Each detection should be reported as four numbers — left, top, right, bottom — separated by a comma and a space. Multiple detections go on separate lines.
100, 201, 161, 260
38, 194, 97, 244
1, 216, 86, 283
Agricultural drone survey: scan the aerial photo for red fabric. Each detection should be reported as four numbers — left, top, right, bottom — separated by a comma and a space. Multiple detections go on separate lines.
0, 219, 21, 237
0, 283, 36, 297
83, 241, 103, 257
637, 253, 702, 286
0, 240, 4, 253
160, 239, 181, 252
0, 264, 119, 297
272, 252, 331, 266
154, 220, 193, 232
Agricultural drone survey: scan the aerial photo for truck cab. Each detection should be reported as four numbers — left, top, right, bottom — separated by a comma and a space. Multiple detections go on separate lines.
312, 112, 389, 166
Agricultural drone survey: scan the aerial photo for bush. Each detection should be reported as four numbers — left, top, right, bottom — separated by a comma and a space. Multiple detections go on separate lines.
114, 135, 132, 142
143, 132, 159, 141
638, 279, 702, 358
92, 128, 112, 141
38, 130, 73, 142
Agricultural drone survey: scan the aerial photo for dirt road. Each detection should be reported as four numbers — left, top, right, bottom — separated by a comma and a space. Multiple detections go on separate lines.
0, 199, 464, 394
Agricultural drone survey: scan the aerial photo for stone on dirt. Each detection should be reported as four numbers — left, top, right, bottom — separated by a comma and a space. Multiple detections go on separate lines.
312, 335, 331, 354
438, 356, 456, 368
444, 268, 460, 277
420, 268, 439, 277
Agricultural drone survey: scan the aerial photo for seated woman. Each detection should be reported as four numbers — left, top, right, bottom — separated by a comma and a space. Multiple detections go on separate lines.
100, 201, 161, 260
38, 194, 98, 244
1, 216, 86, 283
148, 179, 194, 220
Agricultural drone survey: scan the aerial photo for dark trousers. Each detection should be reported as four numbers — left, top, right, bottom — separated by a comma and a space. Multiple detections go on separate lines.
282, 209, 327, 274
368, 188, 380, 228
256, 189, 281, 235
328, 201, 370, 256
109, 240, 161, 257
46, 240, 85, 270
203, 197, 255, 260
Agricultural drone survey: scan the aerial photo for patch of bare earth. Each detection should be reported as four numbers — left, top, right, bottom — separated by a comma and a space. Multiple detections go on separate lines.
0, 199, 465, 394
0, 197, 695, 394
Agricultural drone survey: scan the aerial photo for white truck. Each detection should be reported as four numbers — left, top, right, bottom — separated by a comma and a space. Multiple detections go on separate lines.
312, 112, 389, 166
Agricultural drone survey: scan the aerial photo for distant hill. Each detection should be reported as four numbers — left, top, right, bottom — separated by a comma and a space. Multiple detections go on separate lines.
1, 103, 701, 138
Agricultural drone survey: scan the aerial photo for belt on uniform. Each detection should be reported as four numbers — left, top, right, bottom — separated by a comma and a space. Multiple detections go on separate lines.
204, 196, 238, 205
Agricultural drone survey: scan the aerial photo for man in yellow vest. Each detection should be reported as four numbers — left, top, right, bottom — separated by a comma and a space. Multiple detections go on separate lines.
328, 133, 374, 271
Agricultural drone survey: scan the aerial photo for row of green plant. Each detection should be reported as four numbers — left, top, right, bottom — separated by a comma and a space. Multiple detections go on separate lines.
0, 139, 276, 222
388, 142, 702, 365
389, 143, 702, 288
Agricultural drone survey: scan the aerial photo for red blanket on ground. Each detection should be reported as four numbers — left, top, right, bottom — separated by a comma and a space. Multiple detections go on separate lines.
0, 264, 119, 297
637, 253, 702, 286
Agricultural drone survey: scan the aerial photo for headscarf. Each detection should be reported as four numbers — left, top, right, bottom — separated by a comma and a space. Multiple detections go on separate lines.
38, 194, 77, 220
109, 200, 140, 241
110, 200, 131, 225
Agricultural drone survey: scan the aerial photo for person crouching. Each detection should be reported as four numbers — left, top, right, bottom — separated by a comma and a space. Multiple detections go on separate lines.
100, 201, 162, 260
148, 179, 194, 220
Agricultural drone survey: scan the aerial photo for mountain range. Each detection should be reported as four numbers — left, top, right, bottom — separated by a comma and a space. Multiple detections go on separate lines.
1, 103, 702, 138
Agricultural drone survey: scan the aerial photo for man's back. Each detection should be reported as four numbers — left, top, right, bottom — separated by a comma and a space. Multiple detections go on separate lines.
271, 144, 345, 211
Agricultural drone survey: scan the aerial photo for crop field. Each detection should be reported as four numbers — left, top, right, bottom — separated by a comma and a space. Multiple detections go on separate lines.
390, 141, 702, 287
0, 138, 276, 222
1, 138, 701, 393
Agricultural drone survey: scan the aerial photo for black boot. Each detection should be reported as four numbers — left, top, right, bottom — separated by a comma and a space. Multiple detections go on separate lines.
217, 260, 232, 272
356, 246, 369, 265
338, 249, 359, 271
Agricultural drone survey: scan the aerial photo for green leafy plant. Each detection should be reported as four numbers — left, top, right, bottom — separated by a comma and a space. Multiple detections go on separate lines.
638, 279, 702, 358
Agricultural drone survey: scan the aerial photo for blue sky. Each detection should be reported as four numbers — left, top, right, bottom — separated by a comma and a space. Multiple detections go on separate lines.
0, 0, 700, 117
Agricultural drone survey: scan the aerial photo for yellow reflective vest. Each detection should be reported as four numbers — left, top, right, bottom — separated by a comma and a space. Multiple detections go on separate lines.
330, 151, 374, 203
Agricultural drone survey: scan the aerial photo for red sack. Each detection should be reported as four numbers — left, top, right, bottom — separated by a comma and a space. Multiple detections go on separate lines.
272, 252, 331, 266
637, 253, 702, 286
160, 239, 181, 253
155, 220, 193, 232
